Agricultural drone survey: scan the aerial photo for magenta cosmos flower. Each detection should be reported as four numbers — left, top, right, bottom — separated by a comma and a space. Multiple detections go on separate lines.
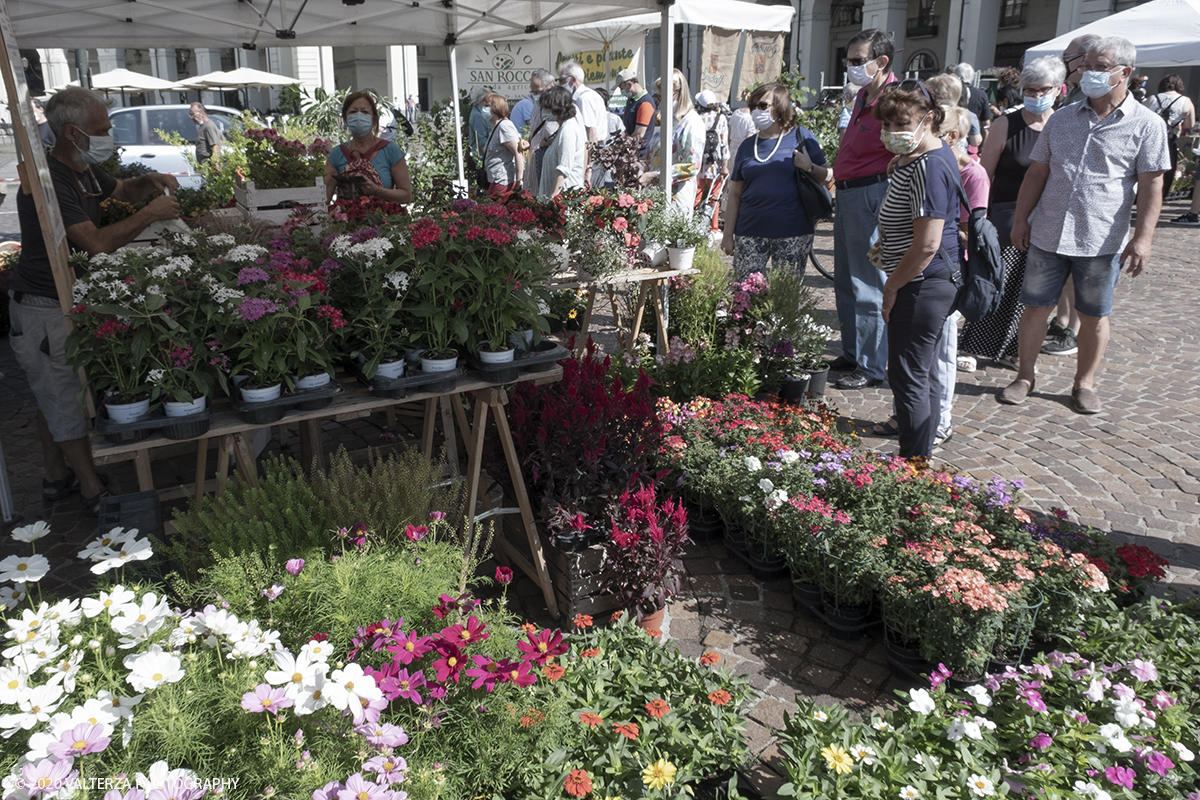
22, 758, 78, 796
441, 615, 488, 647
465, 656, 504, 692
47, 722, 112, 759
495, 566, 514, 584
242, 683, 294, 715
517, 628, 567, 665
387, 630, 432, 665
497, 658, 538, 688
285, 558, 305, 576
430, 643, 466, 684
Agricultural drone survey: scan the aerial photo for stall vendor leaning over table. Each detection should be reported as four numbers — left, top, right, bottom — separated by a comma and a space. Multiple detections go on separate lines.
8, 87, 181, 517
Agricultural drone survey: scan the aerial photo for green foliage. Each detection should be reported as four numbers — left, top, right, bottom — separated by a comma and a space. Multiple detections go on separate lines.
162, 447, 465, 606
408, 99, 464, 205
290, 85, 353, 141
668, 242, 730, 348
800, 106, 841, 168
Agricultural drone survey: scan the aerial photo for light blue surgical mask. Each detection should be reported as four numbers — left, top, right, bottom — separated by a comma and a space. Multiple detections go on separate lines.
481, 105, 492, 119
1080, 69, 1117, 99
1024, 93, 1054, 115
346, 112, 373, 136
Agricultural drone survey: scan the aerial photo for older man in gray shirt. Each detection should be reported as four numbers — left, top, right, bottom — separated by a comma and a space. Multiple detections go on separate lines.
1000, 36, 1169, 415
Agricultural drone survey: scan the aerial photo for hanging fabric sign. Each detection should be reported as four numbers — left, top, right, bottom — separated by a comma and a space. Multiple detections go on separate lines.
700, 26, 741, 101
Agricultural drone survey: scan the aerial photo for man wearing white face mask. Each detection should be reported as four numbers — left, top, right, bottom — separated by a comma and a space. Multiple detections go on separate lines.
1002, 36, 1170, 415
830, 29, 898, 391
10, 87, 179, 516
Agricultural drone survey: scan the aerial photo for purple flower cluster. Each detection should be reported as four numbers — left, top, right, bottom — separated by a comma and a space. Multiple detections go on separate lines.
236, 266, 271, 285
238, 297, 279, 323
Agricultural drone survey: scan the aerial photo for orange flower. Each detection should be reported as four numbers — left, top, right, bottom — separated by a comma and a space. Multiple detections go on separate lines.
543, 663, 566, 681
610, 610, 625, 623
573, 613, 594, 629
579, 712, 604, 728
519, 622, 538, 633
646, 628, 662, 638
700, 651, 721, 666
645, 699, 671, 718
708, 690, 732, 706
564, 769, 593, 797
519, 715, 535, 727
581, 648, 600, 658
614, 721, 640, 740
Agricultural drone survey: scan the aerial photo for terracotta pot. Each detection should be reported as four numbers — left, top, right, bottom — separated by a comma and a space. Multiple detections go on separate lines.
636, 607, 665, 634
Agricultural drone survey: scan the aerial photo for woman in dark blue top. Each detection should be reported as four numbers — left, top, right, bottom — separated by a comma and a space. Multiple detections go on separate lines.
872, 81, 961, 459
721, 83, 828, 279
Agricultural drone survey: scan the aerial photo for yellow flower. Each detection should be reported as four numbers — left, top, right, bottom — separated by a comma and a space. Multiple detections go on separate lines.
820, 744, 854, 775
642, 758, 677, 790
568, 308, 578, 319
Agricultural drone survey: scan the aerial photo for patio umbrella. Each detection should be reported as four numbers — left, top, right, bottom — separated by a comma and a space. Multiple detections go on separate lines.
179, 67, 300, 108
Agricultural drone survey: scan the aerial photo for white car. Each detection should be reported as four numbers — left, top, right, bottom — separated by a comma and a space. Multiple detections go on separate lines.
109, 104, 242, 189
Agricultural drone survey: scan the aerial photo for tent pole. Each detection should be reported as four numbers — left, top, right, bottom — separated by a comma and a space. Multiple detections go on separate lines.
659, 3, 674, 197
448, 43, 468, 197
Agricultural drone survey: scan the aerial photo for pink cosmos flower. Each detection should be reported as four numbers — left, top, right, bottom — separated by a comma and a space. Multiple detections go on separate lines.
1144, 751, 1174, 776
404, 524, 428, 542
312, 782, 341, 800
1029, 733, 1053, 750
363, 754, 408, 784
286, 559, 305, 576
517, 628, 567, 665
441, 615, 488, 647
465, 655, 504, 692
22, 758, 78, 796
337, 773, 388, 800
48, 722, 112, 759
262, 583, 286, 601
1105, 766, 1135, 788
356, 721, 409, 749
497, 658, 537, 688
387, 631, 432, 665
242, 683, 294, 715
429, 511, 446, 521
103, 790, 147, 800
495, 566, 514, 584
430, 642, 466, 683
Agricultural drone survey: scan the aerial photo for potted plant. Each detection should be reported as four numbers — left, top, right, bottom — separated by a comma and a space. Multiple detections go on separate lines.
601, 482, 691, 629
544, 289, 588, 333
559, 189, 655, 280
150, 337, 215, 417
648, 201, 707, 271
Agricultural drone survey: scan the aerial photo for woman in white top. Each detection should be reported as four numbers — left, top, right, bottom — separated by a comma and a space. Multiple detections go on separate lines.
480, 92, 523, 197
1144, 74, 1196, 200
641, 69, 706, 214
537, 84, 587, 198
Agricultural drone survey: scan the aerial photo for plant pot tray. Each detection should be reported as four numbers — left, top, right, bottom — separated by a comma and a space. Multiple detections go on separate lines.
94, 404, 213, 444
229, 383, 343, 425
97, 490, 163, 541
467, 343, 568, 383
343, 360, 465, 399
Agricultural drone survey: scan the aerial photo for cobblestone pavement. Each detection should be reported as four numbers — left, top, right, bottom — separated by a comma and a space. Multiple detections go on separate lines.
2, 200, 1197, 796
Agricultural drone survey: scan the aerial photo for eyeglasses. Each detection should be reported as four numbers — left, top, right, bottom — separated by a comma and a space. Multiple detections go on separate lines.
1022, 86, 1056, 97
1062, 52, 1085, 66
752, 102, 772, 110
885, 78, 933, 105
557, 76, 570, 84
843, 56, 875, 67
1080, 63, 1121, 72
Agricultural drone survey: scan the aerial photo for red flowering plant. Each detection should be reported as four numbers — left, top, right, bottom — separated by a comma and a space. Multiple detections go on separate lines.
559, 188, 655, 279
328, 194, 410, 225
243, 126, 331, 190
506, 342, 661, 542
600, 482, 691, 619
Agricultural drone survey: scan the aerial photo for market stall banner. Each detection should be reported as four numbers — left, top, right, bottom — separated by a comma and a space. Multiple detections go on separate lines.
748, 31, 784, 86
699, 27, 741, 100
460, 32, 641, 100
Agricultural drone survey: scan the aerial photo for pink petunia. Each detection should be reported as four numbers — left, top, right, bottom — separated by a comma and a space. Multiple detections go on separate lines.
47, 723, 111, 759
242, 683, 294, 715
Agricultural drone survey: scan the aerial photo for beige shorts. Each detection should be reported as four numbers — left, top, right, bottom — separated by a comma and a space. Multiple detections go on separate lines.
8, 293, 89, 441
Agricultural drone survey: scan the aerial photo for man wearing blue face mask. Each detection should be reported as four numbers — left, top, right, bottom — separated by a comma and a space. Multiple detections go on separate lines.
10, 87, 180, 516
1001, 36, 1170, 416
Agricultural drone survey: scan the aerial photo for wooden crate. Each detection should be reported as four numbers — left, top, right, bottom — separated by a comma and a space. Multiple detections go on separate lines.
502, 513, 621, 620
234, 178, 324, 224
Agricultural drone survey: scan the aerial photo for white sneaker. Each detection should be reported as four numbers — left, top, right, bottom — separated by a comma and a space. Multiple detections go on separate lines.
956, 355, 977, 373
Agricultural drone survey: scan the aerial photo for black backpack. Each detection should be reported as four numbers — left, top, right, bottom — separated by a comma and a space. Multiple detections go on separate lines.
939, 177, 1004, 323
701, 114, 722, 168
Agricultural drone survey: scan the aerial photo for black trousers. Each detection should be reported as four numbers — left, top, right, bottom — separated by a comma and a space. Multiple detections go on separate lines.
1163, 135, 1178, 200
887, 270, 958, 458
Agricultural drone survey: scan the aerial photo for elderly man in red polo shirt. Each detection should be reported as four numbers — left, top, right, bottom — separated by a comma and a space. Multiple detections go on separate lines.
830, 29, 898, 390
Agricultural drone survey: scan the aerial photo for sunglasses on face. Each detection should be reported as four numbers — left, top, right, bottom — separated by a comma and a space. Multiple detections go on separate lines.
752, 102, 772, 110
844, 56, 875, 67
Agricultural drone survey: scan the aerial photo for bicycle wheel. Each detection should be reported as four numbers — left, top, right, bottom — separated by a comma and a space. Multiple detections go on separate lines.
809, 246, 834, 280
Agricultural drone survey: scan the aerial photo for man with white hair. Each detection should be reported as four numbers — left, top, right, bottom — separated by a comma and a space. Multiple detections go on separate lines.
953, 63, 992, 133
9, 87, 180, 515
1001, 36, 1169, 415
558, 61, 607, 186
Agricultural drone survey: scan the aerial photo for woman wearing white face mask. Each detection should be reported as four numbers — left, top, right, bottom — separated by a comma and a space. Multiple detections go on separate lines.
324, 91, 412, 203
872, 81, 961, 459
721, 83, 829, 278
959, 56, 1066, 369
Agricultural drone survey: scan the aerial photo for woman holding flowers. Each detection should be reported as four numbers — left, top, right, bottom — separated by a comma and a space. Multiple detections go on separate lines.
324, 91, 412, 204
721, 82, 829, 279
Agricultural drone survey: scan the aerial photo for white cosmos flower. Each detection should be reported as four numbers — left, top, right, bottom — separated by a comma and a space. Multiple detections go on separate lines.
907, 688, 935, 715
294, 669, 330, 716
0, 584, 26, 611
81, 586, 138, 619
6, 604, 51, 643
135, 761, 199, 793
110, 593, 171, 640
167, 615, 209, 647
123, 646, 185, 692
0, 682, 65, 730
96, 690, 142, 724
44, 599, 81, 628
89, 535, 153, 575
10, 521, 51, 543
66, 698, 119, 729
44, 650, 84, 693
264, 649, 322, 699
325, 663, 381, 723
300, 639, 332, 662
899, 787, 920, 799
0, 666, 28, 703
0, 554, 50, 584
966, 775, 995, 796
77, 528, 137, 562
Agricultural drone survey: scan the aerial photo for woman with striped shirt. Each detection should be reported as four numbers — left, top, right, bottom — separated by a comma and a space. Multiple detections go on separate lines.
873, 82, 962, 459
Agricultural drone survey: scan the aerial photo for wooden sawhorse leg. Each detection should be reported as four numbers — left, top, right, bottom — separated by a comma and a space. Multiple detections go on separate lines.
421, 397, 438, 460
626, 281, 652, 353
649, 279, 670, 347
574, 288, 597, 356
133, 450, 154, 493
194, 436, 209, 506
463, 388, 560, 619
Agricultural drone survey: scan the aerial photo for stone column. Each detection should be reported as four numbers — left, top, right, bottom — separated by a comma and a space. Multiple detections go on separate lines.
861, 0, 908, 71
387, 46, 419, 108
798, 0, 832, 99
944, 0, 1003, 71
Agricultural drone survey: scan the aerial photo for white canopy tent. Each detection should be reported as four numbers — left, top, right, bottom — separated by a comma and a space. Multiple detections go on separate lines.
1025, 0, 1200, 66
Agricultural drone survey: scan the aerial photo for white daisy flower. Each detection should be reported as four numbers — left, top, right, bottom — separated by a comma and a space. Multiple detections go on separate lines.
10, 521, 51, 543
898, 786, 920, 799
966, 775, 994, 796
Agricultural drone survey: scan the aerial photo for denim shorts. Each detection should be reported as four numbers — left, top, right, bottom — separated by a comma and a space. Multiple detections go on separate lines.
1020, 245, 1121, 318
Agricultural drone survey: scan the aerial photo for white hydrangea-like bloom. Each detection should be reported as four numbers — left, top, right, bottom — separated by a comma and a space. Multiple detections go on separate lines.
328, 234, 353, 258
207, 233, 236, 247
744, 456, 762, 472
348, 237, 394, 261
384, 271, 409, 292
223, 244, 268, 263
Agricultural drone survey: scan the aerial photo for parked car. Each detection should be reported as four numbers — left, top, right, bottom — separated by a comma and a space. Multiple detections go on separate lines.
109, 104, 242, 189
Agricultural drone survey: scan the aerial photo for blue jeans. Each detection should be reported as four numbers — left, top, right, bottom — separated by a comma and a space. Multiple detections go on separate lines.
1021, 245, 1121, 318
833, 181, 890, 379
